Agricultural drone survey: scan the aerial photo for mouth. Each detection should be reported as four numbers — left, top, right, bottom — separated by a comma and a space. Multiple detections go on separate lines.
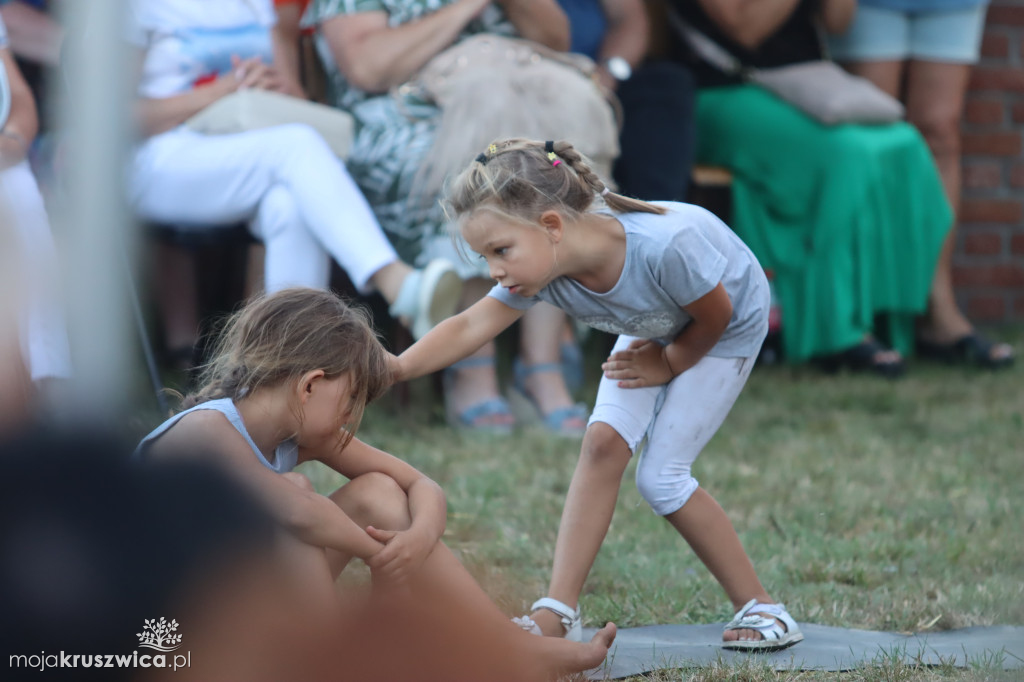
506, 284, 522, 295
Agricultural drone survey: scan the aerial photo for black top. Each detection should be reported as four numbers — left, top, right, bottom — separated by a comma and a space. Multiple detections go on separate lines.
668, 0, 824, 87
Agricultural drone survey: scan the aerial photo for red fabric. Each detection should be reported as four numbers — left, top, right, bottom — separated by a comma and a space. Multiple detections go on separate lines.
273, 0, 310, 8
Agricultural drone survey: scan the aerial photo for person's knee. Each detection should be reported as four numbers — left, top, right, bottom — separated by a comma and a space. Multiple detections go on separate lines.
580, 423, 632, 474
913, 112, 961, 158
255, 184, 301, 240
336, 472, 410, 530
635, 461, 699, 516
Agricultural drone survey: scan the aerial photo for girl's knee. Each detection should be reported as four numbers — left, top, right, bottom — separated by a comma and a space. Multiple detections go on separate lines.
333, 472, 410, 529
580, 423, 633, 470
635, 463, 699, 516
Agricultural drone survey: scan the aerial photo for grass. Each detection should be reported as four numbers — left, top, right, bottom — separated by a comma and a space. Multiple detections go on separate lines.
146, 327, 1024, 680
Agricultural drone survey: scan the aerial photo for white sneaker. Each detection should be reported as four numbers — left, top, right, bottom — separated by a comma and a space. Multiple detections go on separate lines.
410, 259, 461, 339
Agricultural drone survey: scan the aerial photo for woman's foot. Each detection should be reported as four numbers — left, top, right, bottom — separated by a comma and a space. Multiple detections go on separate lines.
444, 356, 516, 432
387, 259, 462, 339
916, 329, 1014, 369
817, 336, 904, 378
513, 359, 588, 437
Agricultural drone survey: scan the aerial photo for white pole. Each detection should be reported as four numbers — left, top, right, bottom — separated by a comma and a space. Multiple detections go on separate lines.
56, 0, 136, 424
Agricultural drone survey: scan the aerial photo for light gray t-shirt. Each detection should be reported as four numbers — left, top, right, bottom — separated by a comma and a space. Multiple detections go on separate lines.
134, 398, 299, 473
488, 202, 770, 358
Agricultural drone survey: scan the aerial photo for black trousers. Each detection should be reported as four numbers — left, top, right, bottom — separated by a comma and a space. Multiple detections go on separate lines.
612, 60, 697, 202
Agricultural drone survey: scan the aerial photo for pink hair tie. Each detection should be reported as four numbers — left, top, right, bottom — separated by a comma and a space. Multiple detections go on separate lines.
552, 159, 562, 167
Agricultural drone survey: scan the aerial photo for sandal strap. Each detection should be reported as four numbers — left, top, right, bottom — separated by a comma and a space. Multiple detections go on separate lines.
448, 355, 497, 371
531, 597, 580, 632
724, 599, 799, 642
512, 615, 542, 635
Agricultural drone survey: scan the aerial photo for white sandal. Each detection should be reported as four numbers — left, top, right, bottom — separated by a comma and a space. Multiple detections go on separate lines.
512, 597, 583, 642
722, 599, 803, 651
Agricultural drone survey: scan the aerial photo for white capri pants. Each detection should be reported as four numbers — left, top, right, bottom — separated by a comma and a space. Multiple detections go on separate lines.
130, 123, 399, 293
0, 161, 71, 382
588, 335, 755, 516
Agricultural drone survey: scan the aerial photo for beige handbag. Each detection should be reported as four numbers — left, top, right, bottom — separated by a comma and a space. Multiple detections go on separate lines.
672, 13, 904, 125
397, 34, 621, 199
186, 89, 356, 159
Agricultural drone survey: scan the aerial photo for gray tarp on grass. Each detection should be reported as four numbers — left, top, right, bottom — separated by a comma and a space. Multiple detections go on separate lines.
584, 623, 1024, 679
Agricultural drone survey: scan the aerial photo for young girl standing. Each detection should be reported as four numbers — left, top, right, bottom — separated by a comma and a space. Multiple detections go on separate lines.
392, 139, 802, 650
135, 287, 616, 680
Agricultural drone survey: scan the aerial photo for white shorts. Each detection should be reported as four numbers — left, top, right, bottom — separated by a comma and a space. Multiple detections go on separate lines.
588, 335, 755, 515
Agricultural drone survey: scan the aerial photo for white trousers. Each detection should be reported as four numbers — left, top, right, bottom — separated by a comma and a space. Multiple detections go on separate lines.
130, 124, 399, 292
0, 161, 72, 381
588, 335, 755, 516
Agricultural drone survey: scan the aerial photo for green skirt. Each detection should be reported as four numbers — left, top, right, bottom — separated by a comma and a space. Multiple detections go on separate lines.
696, 85, 951, 362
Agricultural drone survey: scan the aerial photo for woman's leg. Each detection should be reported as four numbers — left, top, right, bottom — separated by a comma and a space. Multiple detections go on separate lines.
517, 303, 587, 432
444, 278, 516, 429
327, 471, 616, 678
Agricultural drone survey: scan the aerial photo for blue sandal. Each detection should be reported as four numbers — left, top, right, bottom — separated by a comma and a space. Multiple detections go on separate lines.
512, 359, 589, 438
443, 357, 515, 434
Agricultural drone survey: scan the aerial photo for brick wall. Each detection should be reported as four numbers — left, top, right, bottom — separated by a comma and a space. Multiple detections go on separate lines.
959, 0, 1024, 322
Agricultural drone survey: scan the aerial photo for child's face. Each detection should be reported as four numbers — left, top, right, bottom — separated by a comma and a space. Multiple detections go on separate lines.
462, 210, 557, 298
299, 371, 357, 444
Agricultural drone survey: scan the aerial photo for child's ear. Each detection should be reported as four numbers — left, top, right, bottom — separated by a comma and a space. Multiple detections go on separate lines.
298, 369, 326, 403
539, 210, 564, 242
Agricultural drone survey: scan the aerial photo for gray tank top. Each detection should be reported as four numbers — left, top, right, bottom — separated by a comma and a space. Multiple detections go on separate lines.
135, 398, 299, 473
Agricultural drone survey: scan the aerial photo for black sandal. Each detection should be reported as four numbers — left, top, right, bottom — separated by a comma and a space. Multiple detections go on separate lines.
818, 339, 906, 379
916, 333, 1015, 370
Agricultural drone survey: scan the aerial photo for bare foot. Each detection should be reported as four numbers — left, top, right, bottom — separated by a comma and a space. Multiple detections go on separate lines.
579, 623, 617, 670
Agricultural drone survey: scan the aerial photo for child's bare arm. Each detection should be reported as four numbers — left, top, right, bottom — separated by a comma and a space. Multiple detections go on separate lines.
603, 282, 733, 388
317, 438, 448, 582
393, 296, 524, 381
151, 411, 384, 560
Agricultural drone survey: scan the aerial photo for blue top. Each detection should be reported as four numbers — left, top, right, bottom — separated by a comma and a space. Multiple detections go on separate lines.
488, 202, 770, 358
558, 0, 607, 60
859, 0, 988, 11
135, 398, 300, 474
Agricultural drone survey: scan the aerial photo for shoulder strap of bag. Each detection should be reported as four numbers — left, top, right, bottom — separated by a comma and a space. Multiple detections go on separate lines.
665, 5, 748, 78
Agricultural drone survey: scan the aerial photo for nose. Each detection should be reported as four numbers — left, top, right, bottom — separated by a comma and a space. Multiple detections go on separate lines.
488, 262, 504, 282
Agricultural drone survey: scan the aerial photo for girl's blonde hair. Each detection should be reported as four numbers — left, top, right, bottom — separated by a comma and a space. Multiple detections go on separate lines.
183, 288, 390, 450
445, 138, 667, 227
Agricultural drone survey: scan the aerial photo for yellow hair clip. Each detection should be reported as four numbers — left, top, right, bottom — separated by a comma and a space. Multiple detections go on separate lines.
488, 144, 498, 155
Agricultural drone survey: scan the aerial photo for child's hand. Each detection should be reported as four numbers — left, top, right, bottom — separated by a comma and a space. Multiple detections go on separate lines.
364, 525, 433, 584
602, 339, 675, 388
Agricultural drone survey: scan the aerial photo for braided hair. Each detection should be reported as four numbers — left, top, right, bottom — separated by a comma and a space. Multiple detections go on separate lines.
447, 138, 666, 228
181, 288, 390, 451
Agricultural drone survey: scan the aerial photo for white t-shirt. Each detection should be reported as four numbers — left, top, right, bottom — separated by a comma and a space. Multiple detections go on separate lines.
128, 0, 276, 99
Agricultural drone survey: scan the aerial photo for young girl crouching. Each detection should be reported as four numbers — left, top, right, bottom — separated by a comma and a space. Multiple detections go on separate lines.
135, 287, 615, 680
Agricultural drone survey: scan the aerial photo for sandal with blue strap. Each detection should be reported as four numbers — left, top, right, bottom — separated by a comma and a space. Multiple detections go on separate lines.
443, 356, 516, 434
511, 358, 589, 438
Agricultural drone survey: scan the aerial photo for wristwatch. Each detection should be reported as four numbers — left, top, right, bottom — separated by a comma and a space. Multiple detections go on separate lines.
604, 56, 633, 82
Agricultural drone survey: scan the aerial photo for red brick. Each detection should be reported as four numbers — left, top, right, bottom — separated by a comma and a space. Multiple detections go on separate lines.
969, 67, 1024, 92
961, 199, 1023, 223
965, 99, 1004, 125
965, 295, 1007, 322
987, 5, 1024, 26
961, 132, 1023, 156
1012, 233, 1024, 254
952, 264, 1024, 287
1012, 163, 1024, 189
980, 33, 1010, 59
962, 230, 1004, 255
963, 161, 1003, 189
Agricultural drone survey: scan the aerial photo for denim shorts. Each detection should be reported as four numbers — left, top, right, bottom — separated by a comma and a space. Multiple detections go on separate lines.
827, 4, 989, 64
